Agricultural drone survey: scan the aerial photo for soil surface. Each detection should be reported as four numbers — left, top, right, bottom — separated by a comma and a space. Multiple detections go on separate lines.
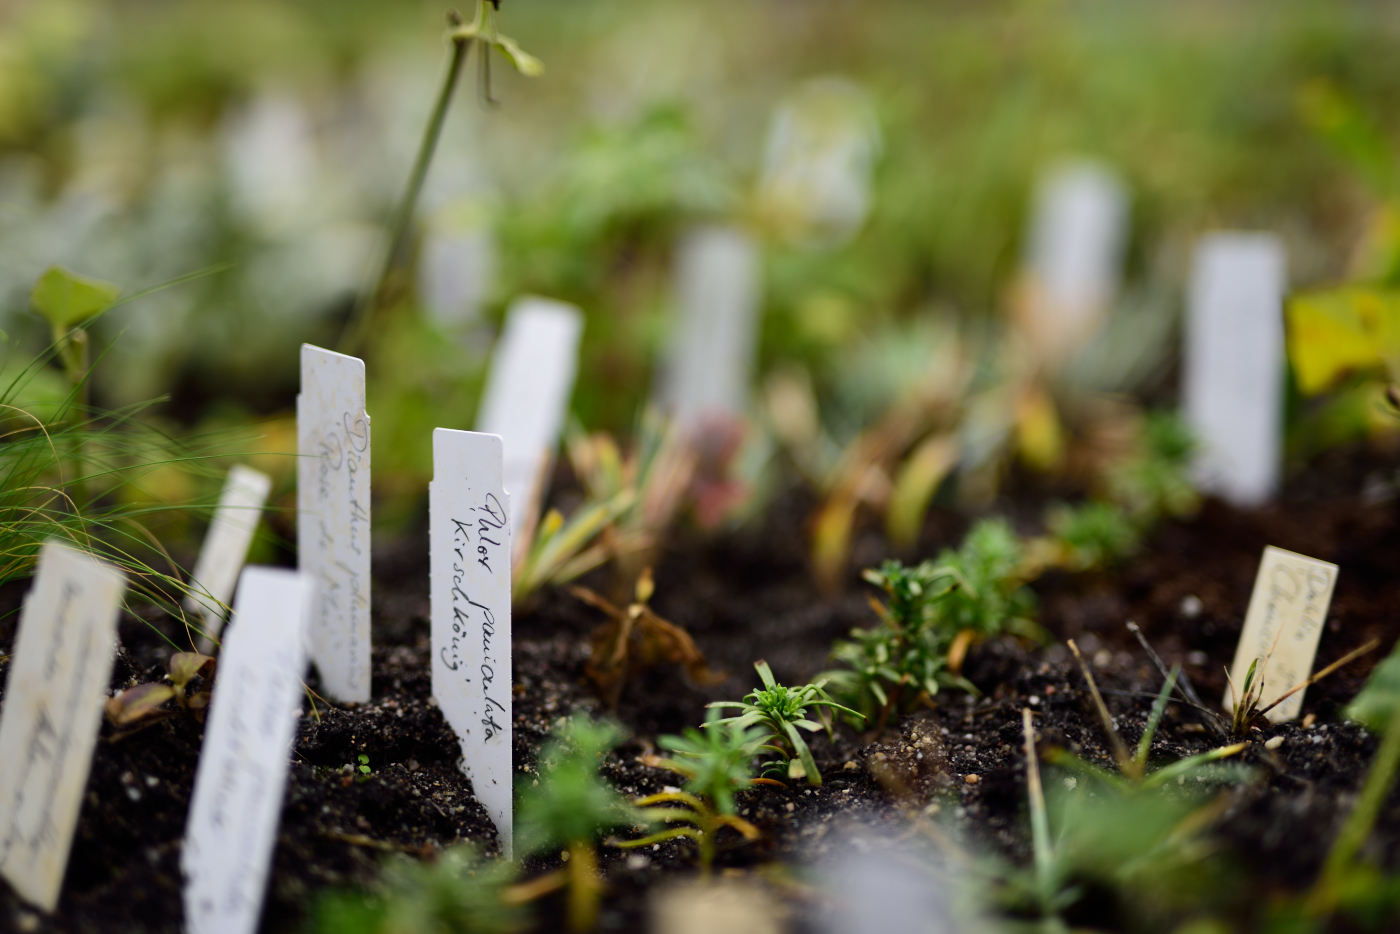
1, 443, 1398, 933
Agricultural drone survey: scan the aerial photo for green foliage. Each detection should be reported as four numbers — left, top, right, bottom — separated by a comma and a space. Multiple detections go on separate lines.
1347, 642, 1400, 733
308, 843, 525, 934
516, 715, 639, 858
655, 710, 762, 816
1106, 411, 1199, 524
934, 518, 1036, 637
610, 711, 764, 873
707, 661, 862, 786
1046, 501, 1140, 571
826, 521, 1039, 725
30, 266, 121, 335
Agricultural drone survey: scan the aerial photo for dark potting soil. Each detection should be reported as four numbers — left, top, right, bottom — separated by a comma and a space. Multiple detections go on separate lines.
0, 444, 1398, 934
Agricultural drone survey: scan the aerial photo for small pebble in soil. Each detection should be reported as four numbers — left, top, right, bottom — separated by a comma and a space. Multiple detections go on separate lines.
1180, 595, 1204, 618
964, 774, 980, 784
1029, 696, 1040, 706
626, 854, 650, 870
1265, 736, 1285, 750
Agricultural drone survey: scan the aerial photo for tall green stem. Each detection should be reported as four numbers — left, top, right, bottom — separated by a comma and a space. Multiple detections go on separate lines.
339, 13, 474, 355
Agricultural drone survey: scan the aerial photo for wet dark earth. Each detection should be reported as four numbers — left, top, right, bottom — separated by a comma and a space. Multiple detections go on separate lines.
1, 444, 1399, 933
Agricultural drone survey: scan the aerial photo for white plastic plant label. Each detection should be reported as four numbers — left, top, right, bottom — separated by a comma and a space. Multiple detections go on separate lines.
1225, 546, 1339, 723
182, 567, 313, 934
475, 297, 582, 543
297, 344, 371, 703
430, 428, 513, 857
1183, 233, 1286, 506
0, 541, 127, 911
1021, 160, 1130, 363
657, 225, 762, 428
187, 465, 273, 650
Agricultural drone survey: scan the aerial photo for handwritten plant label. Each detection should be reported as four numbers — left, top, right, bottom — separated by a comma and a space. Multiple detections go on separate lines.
657, 225, 762, 427
430, 429, 512, 857
475, 297, 582, 544
297, 344, 371, 703
1225, 546, 1339, 723
1021, 160, 1129, 365
187, 465, 273, 650
0, 541, 126, 911
1183, 233, 1286, 506
182, 567, 313, 934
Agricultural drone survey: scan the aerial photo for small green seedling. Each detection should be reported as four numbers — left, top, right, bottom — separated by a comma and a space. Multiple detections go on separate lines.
309, 842, 526, 934
708, 660, 863, 786
612, 711, 763, 874
105, 651, 216, 736
357, 754, 372, 780
1044, 501, 1140, 572
516, 715, 645, 933
1226, 637, 1379, 737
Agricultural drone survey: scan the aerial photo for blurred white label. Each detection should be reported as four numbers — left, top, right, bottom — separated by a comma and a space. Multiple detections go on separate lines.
188, 466, 273, 649
759, 78, 881, 248
297, 344, 371, 703
419, 225, 495, 331
183, 567, 312, 934
1022, 160, 1130, 362
659, 226, 761, 427
430, 429, 513, 857
0, 541, 126, 911
1225, 546, 1338, 723
475, 297, 583, 543
1184, 233, 1286, 506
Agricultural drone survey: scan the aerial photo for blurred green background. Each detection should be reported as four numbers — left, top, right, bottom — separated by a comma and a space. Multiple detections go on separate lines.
1, 0, 1397, 526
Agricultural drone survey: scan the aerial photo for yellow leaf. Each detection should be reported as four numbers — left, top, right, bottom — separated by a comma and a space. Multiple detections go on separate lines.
1015, 385, 1064, 472
1286, 288, 1400, 395
885, 435, 958, 548
30, 266, 120, 332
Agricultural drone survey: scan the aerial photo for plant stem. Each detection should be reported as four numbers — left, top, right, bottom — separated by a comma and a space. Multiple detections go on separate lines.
1309, 705, 1400, 914
567, 841, 601, 933
339, 12, 474, 355
1023, 708, 1056, 916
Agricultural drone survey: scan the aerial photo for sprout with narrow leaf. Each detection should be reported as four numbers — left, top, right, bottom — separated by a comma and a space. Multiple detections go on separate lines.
708, 661, 863, 785
516, 715, 645, 933
612, 710, 764, 873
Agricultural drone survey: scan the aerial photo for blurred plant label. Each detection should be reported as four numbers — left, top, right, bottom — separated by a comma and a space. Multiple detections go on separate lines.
429, 429, 513, 857
1020, 161, 1129, 365
658, 226, 762, 428
297, 344, 371, 703
183, 567, 312, 934
1225, 546, 1338, 723
1183, 233, 1286, 506
0, 541, 126, 911
475, 297, 582, 547
188, 465, 273, 651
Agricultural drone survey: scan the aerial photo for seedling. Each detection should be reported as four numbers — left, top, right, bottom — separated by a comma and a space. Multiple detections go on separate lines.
1043, 501, 1140, 572
827, 522, 1042, 731
309, 842, 526, 934
515, 715, 645, 932
707, 660, 863, 786
512, 488, 636, 605
572, 568, 720, 710
611, 711, 763, 874
1225, 637, 1379, 737
104, 651, 216, 737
